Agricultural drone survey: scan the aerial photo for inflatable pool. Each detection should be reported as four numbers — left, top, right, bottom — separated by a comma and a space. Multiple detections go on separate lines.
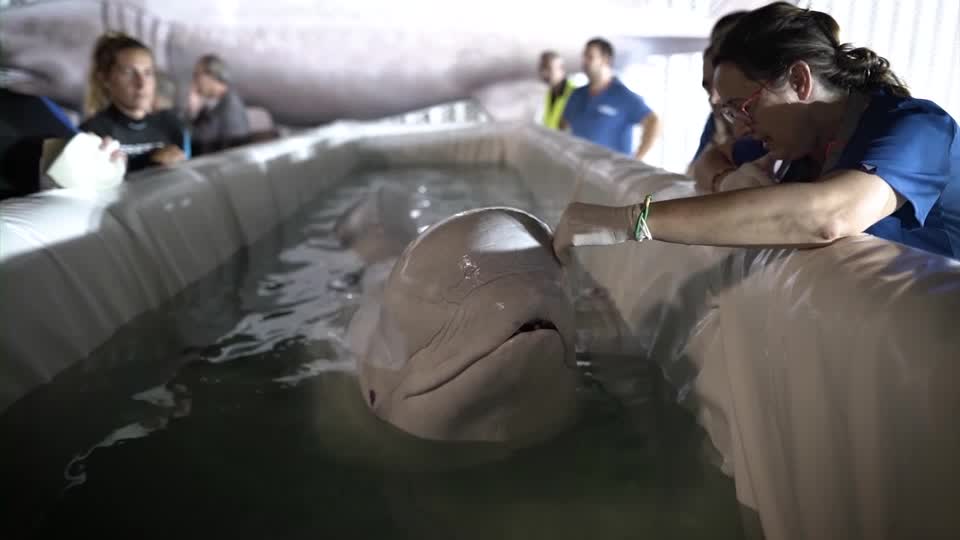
2, 121, 958, 539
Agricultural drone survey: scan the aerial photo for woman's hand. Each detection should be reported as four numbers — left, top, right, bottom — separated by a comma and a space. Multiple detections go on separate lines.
98, 135, 127, 165
691, 142, 737, 193
150, 144, 186, 166
552, 202, 637, 264
714, 155, 776, 192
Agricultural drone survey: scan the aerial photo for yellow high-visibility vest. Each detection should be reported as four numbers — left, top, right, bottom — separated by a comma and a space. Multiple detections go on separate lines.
543, 80, 575, 129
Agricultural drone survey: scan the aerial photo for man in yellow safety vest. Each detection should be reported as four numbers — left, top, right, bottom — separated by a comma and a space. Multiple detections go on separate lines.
538, 50, 575, 130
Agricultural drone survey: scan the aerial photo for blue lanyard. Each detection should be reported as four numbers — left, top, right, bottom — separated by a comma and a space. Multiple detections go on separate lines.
181, 129, 192, 158
39, 96, 78, 134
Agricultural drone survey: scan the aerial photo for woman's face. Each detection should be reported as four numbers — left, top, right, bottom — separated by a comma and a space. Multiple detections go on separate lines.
712, 62, 817, 160
104, 48, 155, 116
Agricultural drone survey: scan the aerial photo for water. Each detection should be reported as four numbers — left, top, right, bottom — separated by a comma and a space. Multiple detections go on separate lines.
0, 164, 746, 539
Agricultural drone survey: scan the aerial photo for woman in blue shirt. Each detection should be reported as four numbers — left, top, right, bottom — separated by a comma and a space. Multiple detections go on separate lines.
689, 38, 769, 191
689, 9, 768, 191
553, 2, 960, 260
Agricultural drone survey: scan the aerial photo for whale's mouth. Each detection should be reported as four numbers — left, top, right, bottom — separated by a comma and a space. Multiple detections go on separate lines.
509, 319, 558, 338
401, 318, 564, 399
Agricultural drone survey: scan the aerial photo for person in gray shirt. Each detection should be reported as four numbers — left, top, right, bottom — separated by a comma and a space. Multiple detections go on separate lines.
190, 54, 251, 155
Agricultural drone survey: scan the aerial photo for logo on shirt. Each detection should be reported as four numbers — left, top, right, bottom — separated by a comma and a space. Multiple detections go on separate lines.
597, 105, 618, 117
119, 142, 165, 156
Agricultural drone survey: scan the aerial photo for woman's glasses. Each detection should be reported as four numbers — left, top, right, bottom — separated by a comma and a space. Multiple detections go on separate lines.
720, 86, 765, 124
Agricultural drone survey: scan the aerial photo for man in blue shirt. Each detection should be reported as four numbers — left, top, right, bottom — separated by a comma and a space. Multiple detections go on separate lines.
562, 38, 661, 160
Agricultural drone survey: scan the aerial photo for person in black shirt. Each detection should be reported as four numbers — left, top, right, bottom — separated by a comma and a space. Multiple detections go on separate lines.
79, 33, 187, 173
80, 104, 186, 173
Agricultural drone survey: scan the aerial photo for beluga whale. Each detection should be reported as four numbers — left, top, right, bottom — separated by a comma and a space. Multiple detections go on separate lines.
340, 203, 583, 447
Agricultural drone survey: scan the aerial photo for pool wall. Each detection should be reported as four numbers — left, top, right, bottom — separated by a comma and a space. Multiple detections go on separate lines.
2, 121, 958, 540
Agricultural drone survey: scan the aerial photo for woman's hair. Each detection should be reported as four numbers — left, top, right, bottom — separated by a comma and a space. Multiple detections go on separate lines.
83, 32, 152, 118
704, 10, 749, 59
713, 2, 910, 97
708, 10, 749, 49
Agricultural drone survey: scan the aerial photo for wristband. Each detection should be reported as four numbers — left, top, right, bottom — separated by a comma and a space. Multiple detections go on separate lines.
633, 195, 653, 242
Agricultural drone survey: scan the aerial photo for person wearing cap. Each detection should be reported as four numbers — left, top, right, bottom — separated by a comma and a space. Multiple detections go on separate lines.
190, 54, 251, 155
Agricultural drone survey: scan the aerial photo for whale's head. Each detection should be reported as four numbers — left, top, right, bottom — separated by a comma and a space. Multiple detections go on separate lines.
353, 207, 581, 446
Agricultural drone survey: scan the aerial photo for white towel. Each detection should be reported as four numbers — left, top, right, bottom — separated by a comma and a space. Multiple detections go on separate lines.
41, 133, 126, 190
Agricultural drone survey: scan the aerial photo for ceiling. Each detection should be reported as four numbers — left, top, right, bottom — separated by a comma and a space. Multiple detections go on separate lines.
0, 0, 772, 124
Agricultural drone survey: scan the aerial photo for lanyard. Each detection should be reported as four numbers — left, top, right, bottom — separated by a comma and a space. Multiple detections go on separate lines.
40, 96, 78, 134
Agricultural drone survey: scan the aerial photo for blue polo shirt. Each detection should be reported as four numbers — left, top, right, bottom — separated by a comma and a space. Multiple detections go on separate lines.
822, 91, 960, 259
563, 77, 652, 155
692, 113, 768, 165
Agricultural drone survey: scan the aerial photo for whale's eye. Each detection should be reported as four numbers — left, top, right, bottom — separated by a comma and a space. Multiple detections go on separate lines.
510, 319, 558, 338
369, 389, 377, 406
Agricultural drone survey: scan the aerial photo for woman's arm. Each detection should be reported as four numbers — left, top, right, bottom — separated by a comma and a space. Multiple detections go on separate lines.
645, 169, 905, 246
553, 169, 906, 259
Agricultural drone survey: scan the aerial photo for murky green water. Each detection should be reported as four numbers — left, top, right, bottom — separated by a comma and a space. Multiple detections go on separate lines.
0, 165, 746, 539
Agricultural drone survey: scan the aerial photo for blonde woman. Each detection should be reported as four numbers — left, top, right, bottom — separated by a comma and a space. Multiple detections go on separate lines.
80, 33, 188, 172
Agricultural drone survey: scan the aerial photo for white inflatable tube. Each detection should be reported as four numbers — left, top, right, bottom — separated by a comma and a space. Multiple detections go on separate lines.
1, 121, 958, 540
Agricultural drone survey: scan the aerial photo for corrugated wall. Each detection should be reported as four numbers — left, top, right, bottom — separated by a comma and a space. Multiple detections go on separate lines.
805, 0, 960, 121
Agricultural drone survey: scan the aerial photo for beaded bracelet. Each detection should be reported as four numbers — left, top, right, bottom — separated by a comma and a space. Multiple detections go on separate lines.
634, 195, 653, 242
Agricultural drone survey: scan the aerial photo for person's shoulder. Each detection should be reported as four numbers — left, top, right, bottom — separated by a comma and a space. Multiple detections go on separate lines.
569, 84, 588, 99
611, 78, 646, 102
610, 77, 633, 92
844, 91, 957, 174
866, 92, 957, 134
564, 84, 588, 109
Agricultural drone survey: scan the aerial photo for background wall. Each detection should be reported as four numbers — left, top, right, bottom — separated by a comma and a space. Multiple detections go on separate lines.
2, 0, 958, 175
